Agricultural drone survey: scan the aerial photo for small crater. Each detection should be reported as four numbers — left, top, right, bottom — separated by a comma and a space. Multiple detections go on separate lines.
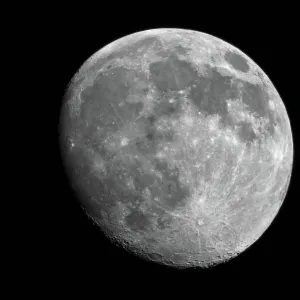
197, 219, 204, 226
102, 61, 116, 71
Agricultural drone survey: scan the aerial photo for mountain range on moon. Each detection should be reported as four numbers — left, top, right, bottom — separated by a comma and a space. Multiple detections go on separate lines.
59, 28, 293, 269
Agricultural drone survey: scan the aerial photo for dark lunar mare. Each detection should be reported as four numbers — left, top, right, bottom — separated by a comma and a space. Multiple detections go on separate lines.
67, 55, 194, 235
149, 53, 198, 92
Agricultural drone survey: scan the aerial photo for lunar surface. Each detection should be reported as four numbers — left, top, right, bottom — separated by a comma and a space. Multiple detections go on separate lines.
60, 28, 293, 268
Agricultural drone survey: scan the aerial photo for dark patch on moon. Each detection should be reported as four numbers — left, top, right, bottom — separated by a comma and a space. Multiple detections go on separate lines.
147, 120, 175, 144
149, 54, 198, 92
147, 252, 163, 261
173, 44, 190, 56
134, 172, 156, 192
80, 65, 147, 128
153, 96, 179, 116
134, 133, 156, 154
169, 55, 198, 89
79, 67, 130, 124
224, 51, 250, 73
190, 67, 239, 126
237, 122, 257, 143
240, 81, 268, 118
157, 213, 173, 230
133, 112, 176, 155
99, 177, 126, 205
133, 119, 161, 154
125, 210, 151, 232
153, 159, 190, 209
189, 66, 277, 139
150, 59, 179, 92
240, 80, 277, 137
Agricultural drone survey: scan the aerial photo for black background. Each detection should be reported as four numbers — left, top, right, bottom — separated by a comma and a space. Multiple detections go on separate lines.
44, 7, 299, 292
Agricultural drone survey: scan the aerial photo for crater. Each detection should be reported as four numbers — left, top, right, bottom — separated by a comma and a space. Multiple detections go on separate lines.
147, 252, 163, 261
134, 172, 156, 192
224, 51, 250, 73
125, 209, 152, 232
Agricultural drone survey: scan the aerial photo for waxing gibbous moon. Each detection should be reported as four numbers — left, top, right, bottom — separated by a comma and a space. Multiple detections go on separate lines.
60, 28, 293, 268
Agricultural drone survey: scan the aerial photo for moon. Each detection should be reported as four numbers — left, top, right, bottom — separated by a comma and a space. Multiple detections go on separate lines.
60, 28, 293, 268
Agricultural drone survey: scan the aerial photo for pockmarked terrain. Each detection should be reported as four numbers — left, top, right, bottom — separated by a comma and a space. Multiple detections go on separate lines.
60, 29, 293, 268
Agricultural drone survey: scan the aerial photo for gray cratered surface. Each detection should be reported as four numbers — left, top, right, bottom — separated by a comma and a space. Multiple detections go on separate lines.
60, 28, 293, 268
